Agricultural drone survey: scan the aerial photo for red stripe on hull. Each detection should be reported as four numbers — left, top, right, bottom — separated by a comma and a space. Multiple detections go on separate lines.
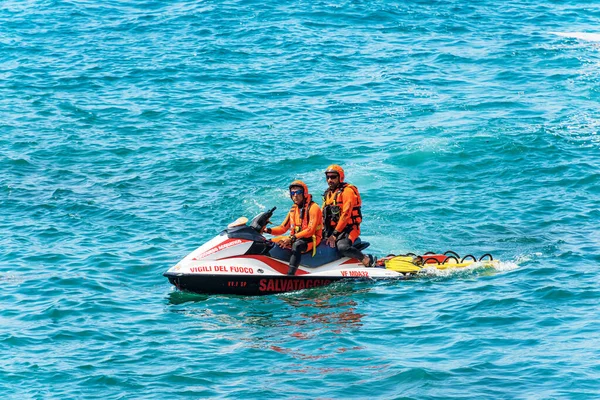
219, 255, 310, 275
192, 238, 251, 260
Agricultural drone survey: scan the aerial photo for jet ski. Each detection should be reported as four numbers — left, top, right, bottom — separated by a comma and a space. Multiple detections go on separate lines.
163, 208, 498, 296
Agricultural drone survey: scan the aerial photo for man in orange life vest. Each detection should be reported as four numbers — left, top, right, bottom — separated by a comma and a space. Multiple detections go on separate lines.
264, 180, 323, 276
322, 165, 375, 267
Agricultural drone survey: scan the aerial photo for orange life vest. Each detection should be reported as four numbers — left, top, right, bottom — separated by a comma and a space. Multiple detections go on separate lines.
322, 183, 362, 233
282, 199, 322, 242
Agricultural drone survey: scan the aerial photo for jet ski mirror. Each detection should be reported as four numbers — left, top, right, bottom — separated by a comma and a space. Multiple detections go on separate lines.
250, 207, 276, 232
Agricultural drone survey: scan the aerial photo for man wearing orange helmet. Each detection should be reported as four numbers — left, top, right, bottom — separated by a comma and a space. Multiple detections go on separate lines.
322, 165, 375, 267
264, 180, 323, 276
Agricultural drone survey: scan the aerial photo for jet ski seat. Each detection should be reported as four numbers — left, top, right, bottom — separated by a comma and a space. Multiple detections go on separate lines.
268, 238, 370, 268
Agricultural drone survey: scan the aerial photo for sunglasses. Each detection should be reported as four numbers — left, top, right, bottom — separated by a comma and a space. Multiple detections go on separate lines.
326, 174, 339, 180
290, 189, 304, 196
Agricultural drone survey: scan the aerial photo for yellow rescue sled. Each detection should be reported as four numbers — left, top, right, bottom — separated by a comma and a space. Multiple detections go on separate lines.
381, 251, 498, 274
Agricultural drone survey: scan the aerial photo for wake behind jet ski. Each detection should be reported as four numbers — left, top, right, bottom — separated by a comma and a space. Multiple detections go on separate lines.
163, 208, 498, 296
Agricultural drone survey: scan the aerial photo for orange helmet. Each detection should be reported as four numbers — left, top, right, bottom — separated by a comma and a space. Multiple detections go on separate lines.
289, 180, 309, 198
324, 164, 344, 182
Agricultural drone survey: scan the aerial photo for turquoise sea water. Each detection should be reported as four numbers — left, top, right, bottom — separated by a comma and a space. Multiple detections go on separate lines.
2, 0, 600, 398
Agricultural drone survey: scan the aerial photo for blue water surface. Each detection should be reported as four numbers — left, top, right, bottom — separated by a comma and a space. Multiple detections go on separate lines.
2, 0, 600, 398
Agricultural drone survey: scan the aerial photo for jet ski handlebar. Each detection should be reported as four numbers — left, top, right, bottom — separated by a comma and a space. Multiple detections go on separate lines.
250, 207, 277, 232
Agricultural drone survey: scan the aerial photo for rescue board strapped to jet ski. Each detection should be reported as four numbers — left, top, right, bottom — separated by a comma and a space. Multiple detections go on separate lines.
163, 208, 499, 296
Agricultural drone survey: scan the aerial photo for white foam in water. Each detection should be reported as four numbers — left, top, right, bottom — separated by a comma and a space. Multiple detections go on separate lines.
515, 254, 533, 264
494, 261, 519, 272
419, 260, 518, 277
550, 32, 600, 42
